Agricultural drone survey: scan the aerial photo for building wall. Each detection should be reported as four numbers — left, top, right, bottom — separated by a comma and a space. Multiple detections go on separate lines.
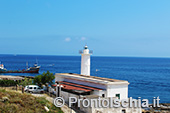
55, 76, 64, 83
90, 90, 106, 97
107, 84, 128, 100
59, 91, 142, 113
60, 91, 79, 104
79, 97, 142, 113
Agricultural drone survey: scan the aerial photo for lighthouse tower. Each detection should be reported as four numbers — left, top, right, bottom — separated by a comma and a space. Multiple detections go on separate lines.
80, 45, 92, 76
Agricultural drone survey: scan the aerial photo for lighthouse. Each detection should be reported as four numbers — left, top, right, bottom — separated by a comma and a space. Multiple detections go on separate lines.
80, 45, 92, 76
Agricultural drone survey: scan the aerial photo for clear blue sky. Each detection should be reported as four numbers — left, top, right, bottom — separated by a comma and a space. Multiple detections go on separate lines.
0, 0, 170, 57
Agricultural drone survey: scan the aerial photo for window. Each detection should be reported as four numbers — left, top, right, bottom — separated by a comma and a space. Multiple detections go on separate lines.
122, 109, 126, 113
34, 87, 37, 89
29, 87, 32, 89
116, 94, 120, 99
102, 94, 105, 97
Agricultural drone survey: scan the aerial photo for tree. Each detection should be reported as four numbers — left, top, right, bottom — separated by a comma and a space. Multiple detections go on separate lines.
19, 77, 33, 87
33, 71, 55, 87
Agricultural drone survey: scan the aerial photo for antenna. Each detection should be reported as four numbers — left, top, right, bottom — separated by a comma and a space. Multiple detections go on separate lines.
36, 58, 38, 64
26, 62, 28, 69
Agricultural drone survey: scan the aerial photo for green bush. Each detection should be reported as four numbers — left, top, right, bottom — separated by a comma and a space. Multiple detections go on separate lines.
0, 80, 18, 87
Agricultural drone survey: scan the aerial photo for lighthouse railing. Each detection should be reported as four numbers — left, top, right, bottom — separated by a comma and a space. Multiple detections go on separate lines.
79, 50, 83, 54
89, 50, 93, 54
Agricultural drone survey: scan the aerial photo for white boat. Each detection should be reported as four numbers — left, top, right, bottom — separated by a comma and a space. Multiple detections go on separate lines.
0, 62, 7, 72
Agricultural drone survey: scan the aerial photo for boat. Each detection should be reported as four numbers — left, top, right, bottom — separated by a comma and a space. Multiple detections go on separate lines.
0, 63, 7, 72
0, 62, 40, 73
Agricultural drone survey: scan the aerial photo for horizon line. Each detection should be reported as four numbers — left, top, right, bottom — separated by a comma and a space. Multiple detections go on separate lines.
0, 53, 170, 59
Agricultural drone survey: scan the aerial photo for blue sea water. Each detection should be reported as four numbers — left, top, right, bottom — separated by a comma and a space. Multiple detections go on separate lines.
0, 54, 170, 103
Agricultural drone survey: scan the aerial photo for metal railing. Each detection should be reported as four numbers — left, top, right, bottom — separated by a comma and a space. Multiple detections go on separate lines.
79, 50, 93, 54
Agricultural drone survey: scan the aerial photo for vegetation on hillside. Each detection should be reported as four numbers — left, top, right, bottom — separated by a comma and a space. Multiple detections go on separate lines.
0, 71, 55, 88
0, 88, 63, 113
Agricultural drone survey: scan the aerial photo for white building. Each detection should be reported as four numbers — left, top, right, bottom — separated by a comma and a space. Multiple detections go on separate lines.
55, 73, 129, 100
54, 45, 141, 113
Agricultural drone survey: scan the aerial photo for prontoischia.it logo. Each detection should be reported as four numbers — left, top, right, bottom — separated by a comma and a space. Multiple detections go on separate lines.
54, 96, 160, 108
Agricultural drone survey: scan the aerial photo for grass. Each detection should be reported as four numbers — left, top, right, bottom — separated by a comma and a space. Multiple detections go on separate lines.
0, 88, 63, 113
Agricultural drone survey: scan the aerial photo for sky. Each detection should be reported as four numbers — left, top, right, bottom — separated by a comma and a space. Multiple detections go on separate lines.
0, 0, 170, 57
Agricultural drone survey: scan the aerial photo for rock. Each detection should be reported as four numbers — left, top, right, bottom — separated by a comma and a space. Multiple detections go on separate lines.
44, 106, 49, 112
1, 97, 10, 102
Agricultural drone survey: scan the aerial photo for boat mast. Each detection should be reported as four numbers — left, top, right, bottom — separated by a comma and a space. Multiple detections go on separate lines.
26, 62, 28, 69
36, 58, 38, 64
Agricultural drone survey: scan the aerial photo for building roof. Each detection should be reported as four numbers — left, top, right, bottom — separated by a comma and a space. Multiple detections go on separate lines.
53, 81, 102, 95
59, 81, 103, 91
55, 73, 129, 85
60, 84, 91, 92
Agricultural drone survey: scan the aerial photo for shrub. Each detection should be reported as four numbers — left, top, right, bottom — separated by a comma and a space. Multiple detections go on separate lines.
0, 80, 18, 87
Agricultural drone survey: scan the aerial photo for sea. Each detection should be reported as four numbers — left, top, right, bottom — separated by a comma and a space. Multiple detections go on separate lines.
0, 54, 170, 103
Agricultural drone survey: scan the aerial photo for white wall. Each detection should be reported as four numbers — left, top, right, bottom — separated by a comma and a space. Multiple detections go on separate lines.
91, 90, 106, 97
79, 97, 142, 113
60, 91, 79, 104
55, 75, 64, 83
107, 84, 128, 100
60, 91, 141, 113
